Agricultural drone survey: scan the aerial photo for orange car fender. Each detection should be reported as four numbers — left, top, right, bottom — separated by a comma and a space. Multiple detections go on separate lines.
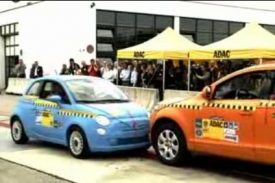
153, 108, 192, 141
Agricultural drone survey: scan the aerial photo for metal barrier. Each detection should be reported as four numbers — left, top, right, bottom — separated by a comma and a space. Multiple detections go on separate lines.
163, 89, 199, 100
5, 78, 200, 111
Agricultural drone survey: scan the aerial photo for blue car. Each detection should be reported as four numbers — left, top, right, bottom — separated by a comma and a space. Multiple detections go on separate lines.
10, 75, 151, 158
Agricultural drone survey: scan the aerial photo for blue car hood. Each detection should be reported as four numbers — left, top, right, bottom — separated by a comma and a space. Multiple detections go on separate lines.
76, 102, 148, 118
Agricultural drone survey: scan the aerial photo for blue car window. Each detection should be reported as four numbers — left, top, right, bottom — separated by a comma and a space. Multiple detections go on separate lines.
26, 81, 42, 96
39, 81, 69, 102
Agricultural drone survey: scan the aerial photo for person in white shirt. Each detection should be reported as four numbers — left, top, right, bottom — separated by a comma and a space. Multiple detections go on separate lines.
102, 64, 115, 82
113, 62, 119, 85
100, 61, 108, 76
130, 66, 138, 87
120, 64, 131, 86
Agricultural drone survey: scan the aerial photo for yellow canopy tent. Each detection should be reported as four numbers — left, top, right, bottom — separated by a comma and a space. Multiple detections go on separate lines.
190, 22, 275, 60
117, 27, 202, 60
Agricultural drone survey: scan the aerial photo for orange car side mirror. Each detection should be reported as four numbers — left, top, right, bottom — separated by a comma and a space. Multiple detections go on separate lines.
202, 85, 212, 100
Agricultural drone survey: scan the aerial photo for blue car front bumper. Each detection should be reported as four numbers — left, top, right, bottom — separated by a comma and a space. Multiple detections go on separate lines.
87, 130, 151, 152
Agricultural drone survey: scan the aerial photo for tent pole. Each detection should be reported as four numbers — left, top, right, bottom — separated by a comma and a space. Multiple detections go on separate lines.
259, 57, 263, 64
187, 58, 191, 91
163, 60, 166, 93
116, 58, 119, 85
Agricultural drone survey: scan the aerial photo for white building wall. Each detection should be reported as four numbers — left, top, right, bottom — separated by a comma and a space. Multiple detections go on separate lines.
0, 1, 96, 76
1, 1, 275, 76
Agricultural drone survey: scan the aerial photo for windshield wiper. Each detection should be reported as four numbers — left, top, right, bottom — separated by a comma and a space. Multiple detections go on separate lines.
93, 99, 130, 103
77, 100, 102, 103
77, 99, 130, 103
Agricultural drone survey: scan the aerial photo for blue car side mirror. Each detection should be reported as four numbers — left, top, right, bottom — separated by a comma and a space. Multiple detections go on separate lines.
47, 95, 62, 103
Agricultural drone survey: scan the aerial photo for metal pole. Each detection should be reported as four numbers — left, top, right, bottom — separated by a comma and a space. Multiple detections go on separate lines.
187, 58, 191, 91
162, 60, 166, 92
116, 59, 119, 85
259, 57, 263, 64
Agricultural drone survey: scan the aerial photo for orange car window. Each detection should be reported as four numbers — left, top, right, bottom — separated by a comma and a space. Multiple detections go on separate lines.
214, 71, 272, 100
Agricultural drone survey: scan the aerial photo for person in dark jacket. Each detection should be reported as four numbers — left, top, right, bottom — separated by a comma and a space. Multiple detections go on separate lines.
68, 58, 80, 75
60, 64, 69, 75
80, 61, 89, 75
29, 61, 43, 78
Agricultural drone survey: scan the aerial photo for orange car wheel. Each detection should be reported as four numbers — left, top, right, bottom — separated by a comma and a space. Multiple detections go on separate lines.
152, 122, 190, 166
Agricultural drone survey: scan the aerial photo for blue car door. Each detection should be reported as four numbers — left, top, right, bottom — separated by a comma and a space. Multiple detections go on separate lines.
33, 99, 61, 142
18, 81, 43, 136
33, 80, 74, 145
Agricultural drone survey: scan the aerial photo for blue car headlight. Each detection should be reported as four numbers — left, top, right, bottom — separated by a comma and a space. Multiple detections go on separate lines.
95, 116, 110, 126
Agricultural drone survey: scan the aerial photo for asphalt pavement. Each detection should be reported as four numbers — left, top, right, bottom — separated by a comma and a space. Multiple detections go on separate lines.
0, 158, 72, 183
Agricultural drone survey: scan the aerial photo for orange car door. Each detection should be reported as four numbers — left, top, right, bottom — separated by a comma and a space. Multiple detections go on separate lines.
213, 100, 260, 160
194, 99, 257, 160
254, 70, 275, 163
254, 100, 275, 163
254, 70, 275, 164
195, 70, 270, 161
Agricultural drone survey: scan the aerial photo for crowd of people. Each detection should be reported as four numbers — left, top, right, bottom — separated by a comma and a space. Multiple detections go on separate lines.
12, 58, 255, 93
59, 58, 255, 92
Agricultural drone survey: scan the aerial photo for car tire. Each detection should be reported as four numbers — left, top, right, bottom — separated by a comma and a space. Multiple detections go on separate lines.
68, 127, 89, 159
11, 119, 29, 144
152, 122, 190, 166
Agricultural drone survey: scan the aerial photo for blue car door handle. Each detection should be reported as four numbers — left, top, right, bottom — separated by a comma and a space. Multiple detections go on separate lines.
33, 107, 48, 111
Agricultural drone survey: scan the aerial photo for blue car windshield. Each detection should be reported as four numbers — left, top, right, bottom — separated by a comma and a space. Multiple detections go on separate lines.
65, 78, 129, 103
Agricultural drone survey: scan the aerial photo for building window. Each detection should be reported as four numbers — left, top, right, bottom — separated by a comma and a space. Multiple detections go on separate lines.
96, 27, 115, 60
116, 27, 135, 49
179, 16, 245, 45
137, 14, 154, 29
181, 34, 195, 42
196, 32, 212, 45
0, 23, 20, 78
155, 16, 173, 30
229, 22, 244, 34
96, 43, 114, 59
96, 10, 173, 60
10, 24, 14, 33
96, 28, 115, 44
213, 33, 228, 42
15, 23, 18, 33
180, 18, 196, 32
0, 26, 4, 35
97, 29, 114, 38
214, 21, 228, 34
263, 25, 275, 34
196, 20, 213, 45
97, 43, 114, 52
136, 28, 155, 44
5, 26, 10, 35
197, 20, 213, 32
117, 12, 135, 27
96, 11, 115, 26
1, 23, 19, 36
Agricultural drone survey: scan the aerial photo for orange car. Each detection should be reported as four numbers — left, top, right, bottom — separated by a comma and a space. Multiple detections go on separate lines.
150, 64, 275, 166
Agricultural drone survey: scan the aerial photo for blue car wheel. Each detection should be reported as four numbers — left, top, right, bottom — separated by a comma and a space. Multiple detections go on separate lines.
68, 127, 89, 159
11, 118, 29, 144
